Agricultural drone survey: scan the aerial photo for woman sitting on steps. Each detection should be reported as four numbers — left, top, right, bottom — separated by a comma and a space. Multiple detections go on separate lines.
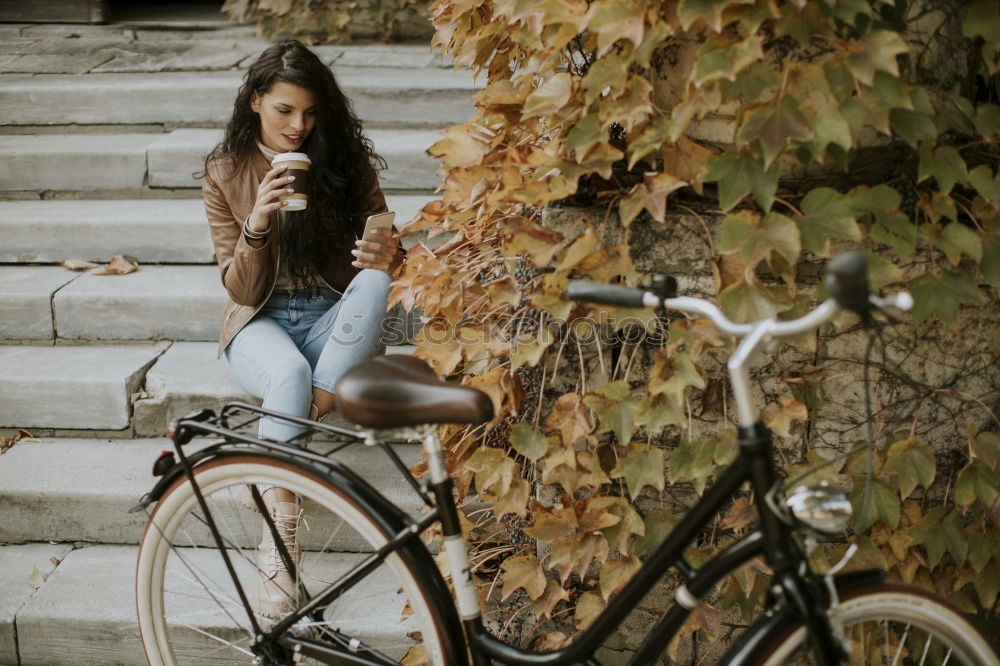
198, 39, 404, 618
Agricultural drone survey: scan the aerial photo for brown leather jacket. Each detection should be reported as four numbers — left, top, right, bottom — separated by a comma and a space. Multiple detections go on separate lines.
201, 148, 388, 357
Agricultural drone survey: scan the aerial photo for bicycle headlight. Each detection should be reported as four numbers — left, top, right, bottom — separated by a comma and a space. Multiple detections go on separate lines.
784, 482, 853, 535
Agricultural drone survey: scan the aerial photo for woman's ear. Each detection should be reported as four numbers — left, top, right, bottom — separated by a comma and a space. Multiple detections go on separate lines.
250, 92, 260, 114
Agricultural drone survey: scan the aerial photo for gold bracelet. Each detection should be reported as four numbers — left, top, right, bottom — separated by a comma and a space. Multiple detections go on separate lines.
243, 218, 270, 241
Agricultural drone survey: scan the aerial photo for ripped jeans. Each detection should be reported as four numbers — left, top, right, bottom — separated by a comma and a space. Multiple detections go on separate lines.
223, 268, 392, 443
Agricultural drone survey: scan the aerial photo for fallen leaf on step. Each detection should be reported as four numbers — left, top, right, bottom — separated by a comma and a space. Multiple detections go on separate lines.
28, 566, 44, 589
61, 259, 98, 271
50, 556, 62, 567
0, 428, 35, 455
93, 255, 139, 275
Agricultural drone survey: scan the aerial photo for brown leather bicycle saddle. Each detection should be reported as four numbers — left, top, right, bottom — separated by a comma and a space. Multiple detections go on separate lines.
335, 355, 494, 429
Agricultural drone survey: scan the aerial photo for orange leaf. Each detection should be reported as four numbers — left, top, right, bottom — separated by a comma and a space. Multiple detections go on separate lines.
93, 254, 138, 275
759, 396, 808, 438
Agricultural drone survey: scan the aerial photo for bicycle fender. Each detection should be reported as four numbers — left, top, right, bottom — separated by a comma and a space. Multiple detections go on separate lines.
718, 569, 885, 666
136, 444, 470, 666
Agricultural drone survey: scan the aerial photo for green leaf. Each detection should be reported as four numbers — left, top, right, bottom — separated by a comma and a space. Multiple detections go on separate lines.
975, 104, 1000, 138
982, 231, 1000, 288
678, 0, 743, 31
848, 183, 901, 215
669, 438, 716, 494
719, 278, 791, 323
635, 507, 680, 555
968, 165, 1000, 204
796, 188, 862, 256
955, 460, 1000, 509
523, 72, 573, 116
909, 271, 986, 325
918, 142, 968, 195
737, 97, 815, 169
938, 223, 982, 265
583, 381, 640, 445
890, 108, 937, 148
884, 436, 935, 499
648, 350, 705, 403
857, 249, 904, 289
702, 152, 779, 212
587, 0, 645, 55
723, 61, 779, 104
969, 429, 1000, 471
565, 113, 606, 161
846, 31, 908, 87
509, 423, 549, 462
609, 443, 665, 499
719, 210, 801, 268
581, 53, 628, 105
963, 0, 1000, 45
850, 478, 900, 530
939, 510, 970, 567
634, 393, 685, 433
871, 212, 917, 256
908, 506, 947, 567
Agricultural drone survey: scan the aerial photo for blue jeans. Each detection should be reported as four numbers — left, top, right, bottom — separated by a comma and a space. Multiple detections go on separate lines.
224, 268, 392, 442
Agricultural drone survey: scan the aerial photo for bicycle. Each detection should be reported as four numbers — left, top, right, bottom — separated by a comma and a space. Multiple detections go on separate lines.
133, 252, 1000, 665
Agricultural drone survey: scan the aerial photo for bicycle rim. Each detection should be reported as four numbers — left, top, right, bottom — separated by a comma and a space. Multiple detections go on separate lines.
760, 583, 999, 666
135, 455, 447, 665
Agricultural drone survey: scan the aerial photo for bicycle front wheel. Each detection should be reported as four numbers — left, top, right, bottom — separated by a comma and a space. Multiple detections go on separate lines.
755, 582, 998, 665
135, 453, 449, 665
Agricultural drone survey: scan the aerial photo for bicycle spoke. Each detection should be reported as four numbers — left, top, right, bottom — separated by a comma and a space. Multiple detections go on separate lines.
891, 623, 910, 666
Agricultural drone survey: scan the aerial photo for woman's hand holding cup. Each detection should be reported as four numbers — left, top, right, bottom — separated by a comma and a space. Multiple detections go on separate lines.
352, 228, 402, 275
247, 163, 296, 234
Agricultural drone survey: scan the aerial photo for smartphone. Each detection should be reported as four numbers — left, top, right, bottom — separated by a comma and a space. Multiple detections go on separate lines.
361, 212, 396, 244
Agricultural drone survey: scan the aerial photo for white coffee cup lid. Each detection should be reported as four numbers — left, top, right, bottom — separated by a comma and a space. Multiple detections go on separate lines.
271, 152, 311, 165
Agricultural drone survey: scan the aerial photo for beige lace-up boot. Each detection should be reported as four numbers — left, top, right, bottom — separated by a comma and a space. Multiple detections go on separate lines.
253, 495, 302, 618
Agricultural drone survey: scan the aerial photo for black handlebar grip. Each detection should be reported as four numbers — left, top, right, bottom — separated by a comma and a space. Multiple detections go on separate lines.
825, 251, 871, 314
566, 281, 647, 308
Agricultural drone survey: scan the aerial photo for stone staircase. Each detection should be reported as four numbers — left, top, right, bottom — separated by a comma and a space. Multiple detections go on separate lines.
0, 19, 471, 665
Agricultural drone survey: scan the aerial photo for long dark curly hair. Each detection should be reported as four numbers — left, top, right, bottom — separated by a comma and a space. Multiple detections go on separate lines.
200, 40, 385, 288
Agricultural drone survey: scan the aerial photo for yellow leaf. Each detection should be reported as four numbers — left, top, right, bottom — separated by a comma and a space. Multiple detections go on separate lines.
661, 136, 712, 194
428, 125, 488, 168
523, 72, 573, 116
500, 554, 546, 600
543, 393, 592, 446
759, 396, 808, 438
501, 216, 565, 266
574, 590, 606, 630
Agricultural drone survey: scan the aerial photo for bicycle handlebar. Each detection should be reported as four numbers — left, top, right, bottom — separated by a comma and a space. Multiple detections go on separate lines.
566, 251, 912, 339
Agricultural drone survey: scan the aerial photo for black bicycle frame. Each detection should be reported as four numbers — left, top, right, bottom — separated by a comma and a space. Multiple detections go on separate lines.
155, 406, 845, 666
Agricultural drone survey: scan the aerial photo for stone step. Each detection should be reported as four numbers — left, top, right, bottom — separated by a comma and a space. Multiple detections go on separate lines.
12, 544, 420, 665
0, 128, 443, 192
132, 341, 416, 437
0, 437, 422, 547
0, 68, 476, 126
0, 343, 167, 429
0, 543, 75, 666
0, 195, 433, 264
0, 265, 80, 339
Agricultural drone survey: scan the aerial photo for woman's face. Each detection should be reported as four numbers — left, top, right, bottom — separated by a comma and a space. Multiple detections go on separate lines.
250, 81, 317, 152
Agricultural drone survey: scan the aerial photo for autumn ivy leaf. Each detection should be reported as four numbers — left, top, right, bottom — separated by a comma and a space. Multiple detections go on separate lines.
936, 222, 982, 265
678, 0, 753, 32
501, 554, 546, 601
969, 427, 1000, 471
525, 500, 578, 541
969, 165, 1000, 203
982, 229, 1000, 288
544, 393, 592, 447
428, 124, 488, 168
565, 113, 606, 162
581, 53, 628, 105
574, 590, 605, 630
659, 136, 712, 193
846, 30, 909, 87
648, 350, 705, 403
702, 151, 778, 212
587, 0, 645, 56
576, 496, 622, 535
466, 447, 516, 495
719, 210, 801, 269
578, 451, 611, 487
522, 72, 573, 116
884, 436, 936, 499
890, 108, 937, 148
850, 478, 900, 530
856, 249, 904, 289
532, 579, 570, 620
500, 216, 564, 266
848, 183, 902, 215
583, 381, 640, 445
669, 438, 716, 494
909, 270, 985, 325
599, 555, 641, 600
610, 443, 665, 499
485, 477, 530, 518
694, 33, 763, 86
918, 142, 968, 195
786, 450, 841, 488
907, 506, 947, 567
509, 422, 549, 462
511, 335, 555, 371
955, 460, 1000, 509
627, 120, 669, 170
737, 97, 815, 169
759, 396, 808, 438
975, 104, 1000, 138
796, 187, 862, 256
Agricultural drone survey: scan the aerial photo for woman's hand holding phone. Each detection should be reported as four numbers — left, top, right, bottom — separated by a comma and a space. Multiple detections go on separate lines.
352, 227, 402, 275
247, 163, 296, 234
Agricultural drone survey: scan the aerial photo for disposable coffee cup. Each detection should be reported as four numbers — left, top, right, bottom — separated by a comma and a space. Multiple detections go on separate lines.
271, 152, 311, 211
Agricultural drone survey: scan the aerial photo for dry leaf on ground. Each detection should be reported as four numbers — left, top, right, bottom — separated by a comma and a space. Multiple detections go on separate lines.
60, 259, 98, 271
93, 255, 139, 275
28, 566, 44, 589
1, 428, 35, 455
